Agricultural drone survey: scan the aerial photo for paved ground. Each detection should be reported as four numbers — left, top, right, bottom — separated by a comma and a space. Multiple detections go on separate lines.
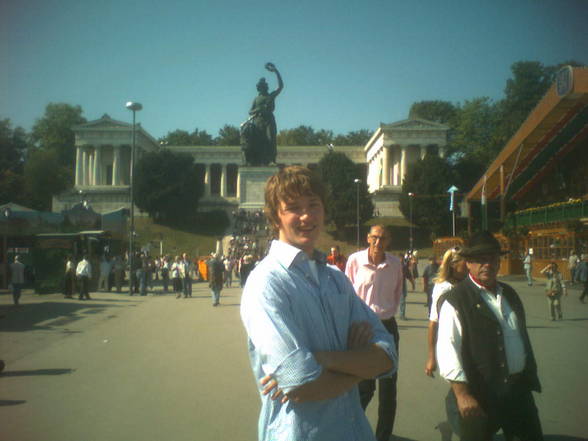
1, 275, 587, 441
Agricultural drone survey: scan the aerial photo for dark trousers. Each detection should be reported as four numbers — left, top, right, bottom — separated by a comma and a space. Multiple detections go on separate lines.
182, 277, 192, 297
78, 276, 90, 299
459, 381, 543, 441
359, 317, 399, 441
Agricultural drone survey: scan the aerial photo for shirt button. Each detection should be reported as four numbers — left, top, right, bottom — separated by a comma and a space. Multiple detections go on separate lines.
497, 330, 501, 335
498, 346, 504, 351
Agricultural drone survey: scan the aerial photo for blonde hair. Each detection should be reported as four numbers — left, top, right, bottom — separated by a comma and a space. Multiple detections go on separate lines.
264, 166, 327, 235
433, 247, 464, 285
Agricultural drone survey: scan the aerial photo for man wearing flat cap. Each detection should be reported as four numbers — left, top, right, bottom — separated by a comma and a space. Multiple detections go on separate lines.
436, 231, 543, 441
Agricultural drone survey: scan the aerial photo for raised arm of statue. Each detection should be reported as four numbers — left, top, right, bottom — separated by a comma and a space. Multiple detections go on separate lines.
266, 62, 283, 97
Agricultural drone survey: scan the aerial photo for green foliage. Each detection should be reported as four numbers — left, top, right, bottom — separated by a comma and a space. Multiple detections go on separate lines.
193, 210, 231, 235
317, 152, 373, 231
30, 103, 86, 168
0, 119, 28, 173
409, 100, 458, 124
399, 155, 456, 236
163, 128, 215, 146
277, 126, 370, 146
134, 149, 203, 222
24, 149, 72, 210
216, 124, 240, 145
333, 129, 372, 146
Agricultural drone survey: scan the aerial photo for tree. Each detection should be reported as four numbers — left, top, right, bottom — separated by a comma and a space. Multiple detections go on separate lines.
399, 155, 456, 236
409, 100, 458, 125
278, 125, 322, 145
0, 118, 28, 173
23, 149, 72, 210
134, 149, 203, 223
216, 124, 240, 145
449, 97, 501, 165
316, 152, 373, 231
163, 128, 215, 146
333, 129, 372, 146
30, 103, 86, 168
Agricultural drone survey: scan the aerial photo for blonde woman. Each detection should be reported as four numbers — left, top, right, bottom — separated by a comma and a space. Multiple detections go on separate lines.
425, 247, 468, 377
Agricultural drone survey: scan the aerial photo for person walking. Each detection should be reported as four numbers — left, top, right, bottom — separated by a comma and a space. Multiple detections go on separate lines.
9, 255, 25, 305
544, 262, 566, 320
437, 231, 544, 440
577, 254, 588, 303
208, 253, 224, 306
326, 245, 347, 272
422, 256, 440, 313
568, 251, 579, 284
76, 255, 92, 300
64, 256, 76, 298
113, 255, 125, 293
345, 224, 403, 441
179, 253, 194, 298
223, 256, 233, 288
523, 250, 533, 286
98, 256, 112, 292
171, 255, 182, 296
161, 256, 171, 293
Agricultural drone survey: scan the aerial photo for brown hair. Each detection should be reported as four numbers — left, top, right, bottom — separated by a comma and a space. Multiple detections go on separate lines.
264, 166, 327, 235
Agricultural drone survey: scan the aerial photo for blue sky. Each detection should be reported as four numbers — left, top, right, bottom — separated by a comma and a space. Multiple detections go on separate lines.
1, 0, 586, 140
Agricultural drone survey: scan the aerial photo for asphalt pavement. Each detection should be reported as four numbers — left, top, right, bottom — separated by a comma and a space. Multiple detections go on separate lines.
1, 274, 586, 441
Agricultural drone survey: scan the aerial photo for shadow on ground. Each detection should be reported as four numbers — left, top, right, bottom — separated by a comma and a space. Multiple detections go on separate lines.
0, 301, 137, 332
1, 368, 75, 377
0, 400, 26, 406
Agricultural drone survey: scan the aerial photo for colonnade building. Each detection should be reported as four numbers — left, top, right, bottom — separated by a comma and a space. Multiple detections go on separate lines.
53, 114, 448, 217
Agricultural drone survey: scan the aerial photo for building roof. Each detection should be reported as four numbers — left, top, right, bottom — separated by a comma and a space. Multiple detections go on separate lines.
467, 66, 588, 202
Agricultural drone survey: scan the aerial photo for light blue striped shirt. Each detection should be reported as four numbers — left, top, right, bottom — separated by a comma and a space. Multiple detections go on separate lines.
241, 240, 397, 441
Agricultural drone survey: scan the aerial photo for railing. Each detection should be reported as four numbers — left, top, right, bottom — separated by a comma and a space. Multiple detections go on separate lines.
506, 199, 587, 228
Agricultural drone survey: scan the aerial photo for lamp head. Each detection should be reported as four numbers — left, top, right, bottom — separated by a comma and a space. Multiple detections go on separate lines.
125, 102, 143, 111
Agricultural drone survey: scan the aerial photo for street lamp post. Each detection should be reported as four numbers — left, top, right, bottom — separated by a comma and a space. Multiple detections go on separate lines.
408, 192, 414, 251
126, 101, 142, 295
354, 179, 361, 250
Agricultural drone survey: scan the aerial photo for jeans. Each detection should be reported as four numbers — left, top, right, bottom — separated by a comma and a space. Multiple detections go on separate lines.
525, 267, 533, 285
358, 317, 399, 441
182, 277, 192, 297
211, 288, 220, 305
399, 280, 407, 318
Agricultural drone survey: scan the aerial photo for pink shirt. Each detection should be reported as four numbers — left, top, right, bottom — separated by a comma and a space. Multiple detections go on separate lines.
345, 249, 403, 320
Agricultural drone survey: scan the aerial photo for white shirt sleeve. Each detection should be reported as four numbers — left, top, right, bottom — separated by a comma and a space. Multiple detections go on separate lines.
428, 281, 452, 322
436, 301, 467, 382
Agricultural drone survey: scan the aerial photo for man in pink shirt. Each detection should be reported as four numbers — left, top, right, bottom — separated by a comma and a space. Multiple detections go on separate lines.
345, 224, 403, 441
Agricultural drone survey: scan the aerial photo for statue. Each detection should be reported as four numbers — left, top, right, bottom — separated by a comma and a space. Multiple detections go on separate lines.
240, 63, 283, 166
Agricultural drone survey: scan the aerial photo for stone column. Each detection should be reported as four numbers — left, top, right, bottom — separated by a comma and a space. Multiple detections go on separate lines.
220, 164, 227, 197
392, 147, 399, 186
383, 146, 390, 186
81, 148, 88, 186
420, 145, 427, 160
113, 146, 121, 185
75, 147, 82, 186
400, 145, 407, 185
93, 146, 102, 185
204, 164, 211, 196
236, 168, 241, 199
88, 151, 94, 186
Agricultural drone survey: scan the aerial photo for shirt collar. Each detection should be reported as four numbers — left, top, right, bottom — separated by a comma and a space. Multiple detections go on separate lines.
468, 273, 502, 295
357, 248, 390, 268
268, 240, 326, 269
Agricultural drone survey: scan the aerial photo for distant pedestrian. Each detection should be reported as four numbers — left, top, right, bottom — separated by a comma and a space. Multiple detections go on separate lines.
544, 262, 566, 321
113, 256, 125, 293
208, 253, 224, 306
523, 250, 533, 286
326, 245, 347, 272
64, 256, 76, 298
76, 255, 92, 300
577, 254, 588, 303
9, 255, 25, 305
568, 251, 579, 284
179, 253, 194, 298
98, 256, 112, 292
171, 255, 182, 295
223, 257, 233, 288
161, 256, 170, 292
422, 256, 440, 313
240, 255, 254, 287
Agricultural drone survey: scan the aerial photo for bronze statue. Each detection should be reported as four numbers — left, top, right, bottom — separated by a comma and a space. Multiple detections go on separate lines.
241, 63, 283, 166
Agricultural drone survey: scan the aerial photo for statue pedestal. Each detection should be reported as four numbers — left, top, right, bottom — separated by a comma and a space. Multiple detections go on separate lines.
238, 166, 278, 210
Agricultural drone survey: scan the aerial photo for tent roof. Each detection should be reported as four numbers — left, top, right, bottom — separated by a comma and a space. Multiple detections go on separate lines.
467, 66, 588, 202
